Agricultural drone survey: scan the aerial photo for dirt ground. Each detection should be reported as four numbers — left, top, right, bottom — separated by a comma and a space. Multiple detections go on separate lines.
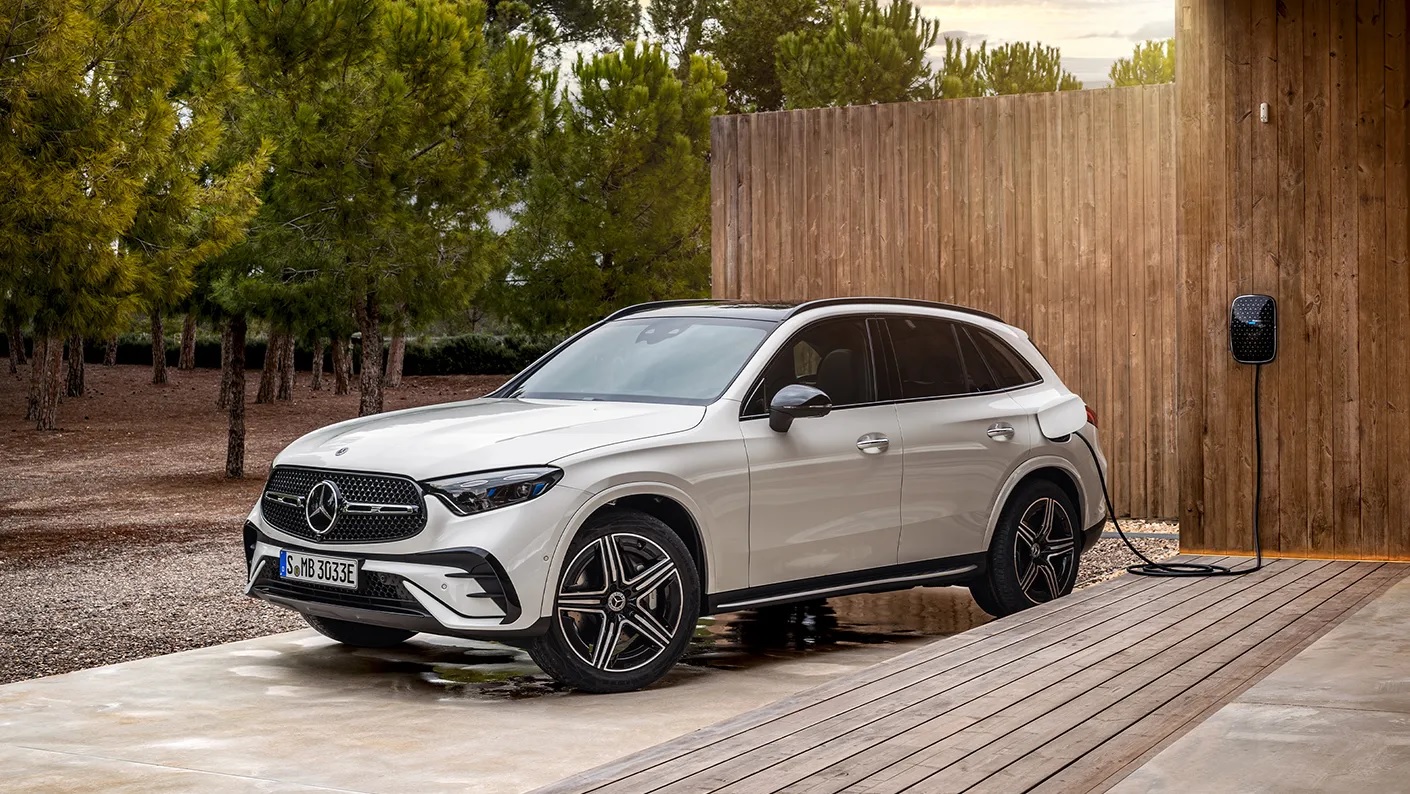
0, 364, 507, 683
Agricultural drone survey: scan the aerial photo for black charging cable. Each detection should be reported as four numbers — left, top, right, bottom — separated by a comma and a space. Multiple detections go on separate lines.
1073, 364, 1264, 578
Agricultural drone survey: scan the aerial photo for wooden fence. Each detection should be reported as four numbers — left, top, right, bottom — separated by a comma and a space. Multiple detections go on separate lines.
709, 84, 1178, 518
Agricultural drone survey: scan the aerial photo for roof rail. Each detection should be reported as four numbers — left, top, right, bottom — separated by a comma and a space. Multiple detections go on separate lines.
603, 299, 737, 321
784, 297, 1004, 324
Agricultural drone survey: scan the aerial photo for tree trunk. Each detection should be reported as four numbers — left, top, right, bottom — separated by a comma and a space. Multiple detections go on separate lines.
332, 337, 351, 395
178, 312, 197, 370
6, 318, 23, 373
217, 321, 233, 409
65, 335, 84, 397
26, 336, 46, 420
276, 333, 294, 401
354, 295, 384, 416
226, 314, 248, 478
35, 335, 63, 430
385, 331, 405, 388
150, 314, 168, 385
256, 329, 279, 404
311, 338, 325, 391
104, 336, 118, 366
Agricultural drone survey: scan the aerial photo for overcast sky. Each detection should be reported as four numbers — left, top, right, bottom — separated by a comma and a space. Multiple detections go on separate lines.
917, 0, 1176, 86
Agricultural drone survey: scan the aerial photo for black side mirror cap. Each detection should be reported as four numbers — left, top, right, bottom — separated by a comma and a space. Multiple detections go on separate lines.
768, 384, 833, 432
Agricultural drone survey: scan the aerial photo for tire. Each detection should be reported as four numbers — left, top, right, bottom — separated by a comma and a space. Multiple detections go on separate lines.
530, 508, 701, 693
969, 480, 1081, 618
303, 614, 416, 648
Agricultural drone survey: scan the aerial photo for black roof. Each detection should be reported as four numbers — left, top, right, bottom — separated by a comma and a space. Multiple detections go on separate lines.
611, 298, 1003, 324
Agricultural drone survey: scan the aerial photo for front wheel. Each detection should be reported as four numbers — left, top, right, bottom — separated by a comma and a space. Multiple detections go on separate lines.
529, 509, 700, 693
969, 480, 1080, 618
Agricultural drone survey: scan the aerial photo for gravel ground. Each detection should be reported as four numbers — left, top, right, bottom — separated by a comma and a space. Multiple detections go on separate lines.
0, 363, 1181, 685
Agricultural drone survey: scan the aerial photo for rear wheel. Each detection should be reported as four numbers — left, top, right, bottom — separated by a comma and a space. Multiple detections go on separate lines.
969, 480, 1080, 618
303, 614, 416, 648
530, 509, 700, 693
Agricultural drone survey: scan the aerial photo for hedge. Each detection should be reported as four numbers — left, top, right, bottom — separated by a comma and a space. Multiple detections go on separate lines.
0, 332, 562, 377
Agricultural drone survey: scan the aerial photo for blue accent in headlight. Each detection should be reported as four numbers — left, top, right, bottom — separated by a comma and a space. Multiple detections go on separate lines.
422, 467, 563, 516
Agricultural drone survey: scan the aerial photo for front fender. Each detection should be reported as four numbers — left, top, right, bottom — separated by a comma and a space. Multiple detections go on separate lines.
536, 481, 717, 620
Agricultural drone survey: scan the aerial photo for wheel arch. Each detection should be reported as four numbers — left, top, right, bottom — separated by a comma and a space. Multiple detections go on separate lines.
540, 483, 712, 619
984, 457, 1085, 548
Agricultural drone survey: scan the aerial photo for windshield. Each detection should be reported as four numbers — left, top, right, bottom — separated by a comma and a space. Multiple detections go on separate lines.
508, 316, 777, 404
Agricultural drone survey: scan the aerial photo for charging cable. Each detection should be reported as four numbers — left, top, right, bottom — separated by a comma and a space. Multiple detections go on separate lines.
1072, 365, 1264, 578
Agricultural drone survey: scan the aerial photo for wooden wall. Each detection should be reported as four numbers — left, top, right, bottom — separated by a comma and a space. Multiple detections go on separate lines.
709, 85, 1179, 518
1177, 0, 1410, 558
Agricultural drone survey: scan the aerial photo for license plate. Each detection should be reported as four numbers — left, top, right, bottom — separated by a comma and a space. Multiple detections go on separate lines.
278, 550, 359, 589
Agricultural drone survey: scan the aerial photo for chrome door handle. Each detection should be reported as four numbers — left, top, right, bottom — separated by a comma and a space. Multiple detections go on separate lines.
856, 434, 890, 454
986, 423, 1015, 441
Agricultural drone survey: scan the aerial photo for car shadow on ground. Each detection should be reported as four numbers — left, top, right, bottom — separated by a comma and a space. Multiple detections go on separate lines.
275, 586, 995, 700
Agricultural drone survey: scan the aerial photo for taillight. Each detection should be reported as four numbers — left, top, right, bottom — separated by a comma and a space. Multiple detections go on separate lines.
1085, 405, 1098, 427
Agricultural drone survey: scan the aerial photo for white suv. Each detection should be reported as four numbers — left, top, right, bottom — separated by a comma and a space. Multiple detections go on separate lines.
244, 299, 1107, 692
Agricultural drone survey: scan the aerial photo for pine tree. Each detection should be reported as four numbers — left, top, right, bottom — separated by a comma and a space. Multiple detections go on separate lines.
707, 0, 827, 111
1110, 39, 1175, 87
982, 42, 1082, 95
221, 0, 540, 416
776, 0, 941, 109
938, 37, 987, 98
0, 0, 209, 429
495, 44, 725, 330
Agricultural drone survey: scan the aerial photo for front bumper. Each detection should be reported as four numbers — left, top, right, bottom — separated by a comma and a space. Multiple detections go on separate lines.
243, 481, 588, 638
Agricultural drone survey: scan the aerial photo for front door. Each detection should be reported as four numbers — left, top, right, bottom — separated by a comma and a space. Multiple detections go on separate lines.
740, 316, 903, 587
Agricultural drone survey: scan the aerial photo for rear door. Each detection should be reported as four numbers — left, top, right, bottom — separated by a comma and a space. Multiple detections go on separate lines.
740, 316, 903, 586
884, 315, 1039, 562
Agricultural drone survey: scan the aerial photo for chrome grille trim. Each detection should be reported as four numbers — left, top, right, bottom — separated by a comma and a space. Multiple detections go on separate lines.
261, 466, 427, 544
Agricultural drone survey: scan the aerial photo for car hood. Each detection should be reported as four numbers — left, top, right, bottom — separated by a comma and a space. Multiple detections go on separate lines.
274, 398, 706, 480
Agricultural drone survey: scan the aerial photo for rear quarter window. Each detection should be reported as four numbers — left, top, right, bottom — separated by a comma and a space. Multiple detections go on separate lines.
965, 327, 1041, 390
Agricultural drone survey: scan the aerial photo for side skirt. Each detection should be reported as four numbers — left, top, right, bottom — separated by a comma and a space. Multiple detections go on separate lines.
705, 553, 987, 614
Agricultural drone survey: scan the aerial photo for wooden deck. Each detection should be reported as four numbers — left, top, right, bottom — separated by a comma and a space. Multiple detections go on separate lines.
537, 557, 1407, 794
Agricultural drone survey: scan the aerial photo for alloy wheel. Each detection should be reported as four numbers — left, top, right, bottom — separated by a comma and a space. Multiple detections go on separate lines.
1013, 496, 1077, 603
556, 532, 685, 673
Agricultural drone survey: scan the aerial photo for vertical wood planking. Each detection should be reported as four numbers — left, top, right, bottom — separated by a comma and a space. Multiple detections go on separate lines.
1277, 0, 1308, 553
1158, 84, 1179, 518
1356, 0, 1387, 559
1303, 0, 1335, 556
1331, 0, 1360, 556
1385, 0, 1410, 559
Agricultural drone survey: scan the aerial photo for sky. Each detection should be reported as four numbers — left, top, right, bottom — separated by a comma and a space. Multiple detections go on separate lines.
917, 0, 1176, 87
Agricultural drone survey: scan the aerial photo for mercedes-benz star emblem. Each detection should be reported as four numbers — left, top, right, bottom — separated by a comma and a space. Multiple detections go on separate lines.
305, 480, 343, 535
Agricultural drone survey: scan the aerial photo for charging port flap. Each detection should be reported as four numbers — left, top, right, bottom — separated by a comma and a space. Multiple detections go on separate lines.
1032, 393, 1088, 440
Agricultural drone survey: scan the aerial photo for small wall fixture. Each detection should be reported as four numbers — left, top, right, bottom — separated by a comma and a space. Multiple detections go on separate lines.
1259, 102, 1269, 123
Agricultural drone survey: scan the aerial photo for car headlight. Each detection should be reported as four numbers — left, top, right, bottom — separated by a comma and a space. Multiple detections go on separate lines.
422, 467, 563, 516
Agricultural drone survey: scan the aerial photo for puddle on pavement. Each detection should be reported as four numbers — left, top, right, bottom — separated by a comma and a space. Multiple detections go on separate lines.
289, 586, 991, 700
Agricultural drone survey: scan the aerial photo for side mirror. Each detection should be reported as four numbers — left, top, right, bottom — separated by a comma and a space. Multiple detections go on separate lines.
768, 384, 833, 432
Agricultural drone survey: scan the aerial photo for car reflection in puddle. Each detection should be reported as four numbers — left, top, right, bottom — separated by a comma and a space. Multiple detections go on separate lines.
298, 586, 992, 699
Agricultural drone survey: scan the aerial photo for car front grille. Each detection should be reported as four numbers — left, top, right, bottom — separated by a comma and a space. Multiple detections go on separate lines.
252, 559, 429, 616
261, 466, 427, 544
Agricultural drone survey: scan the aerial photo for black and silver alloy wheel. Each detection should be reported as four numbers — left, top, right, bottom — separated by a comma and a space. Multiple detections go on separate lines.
556, 532, 685, 673
969, 480, 1081, 618
1012, 496, 1077, 604
530, 508, 700, 693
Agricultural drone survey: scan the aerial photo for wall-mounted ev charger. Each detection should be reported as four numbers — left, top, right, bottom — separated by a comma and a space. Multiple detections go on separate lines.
1075, 294, 1274, 578
1230, 294, 1277, 365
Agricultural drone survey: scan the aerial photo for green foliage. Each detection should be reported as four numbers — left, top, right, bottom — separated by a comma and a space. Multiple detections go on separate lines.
776, 0, 940, 109
937, 37, 986, 98
494, 43, 726, 331
647, 0, 713, 77
708, 0, 827, 111
0, 0, 208, 339
206, 0, 545, 359
1110, 38, 1175, 87
982, 42, 1081, 95
124, 26, 269, 322
529, 0, 639, 44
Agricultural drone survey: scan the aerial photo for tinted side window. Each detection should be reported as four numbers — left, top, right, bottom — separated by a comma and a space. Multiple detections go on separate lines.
745, 317, 875, 413
885, 316, 969, 398
955, 328, 997, 392
967, 327, 1041, 389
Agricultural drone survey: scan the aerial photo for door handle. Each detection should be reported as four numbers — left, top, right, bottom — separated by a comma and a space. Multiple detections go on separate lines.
986, 423, 1015, 441
856, 434, 890, 454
